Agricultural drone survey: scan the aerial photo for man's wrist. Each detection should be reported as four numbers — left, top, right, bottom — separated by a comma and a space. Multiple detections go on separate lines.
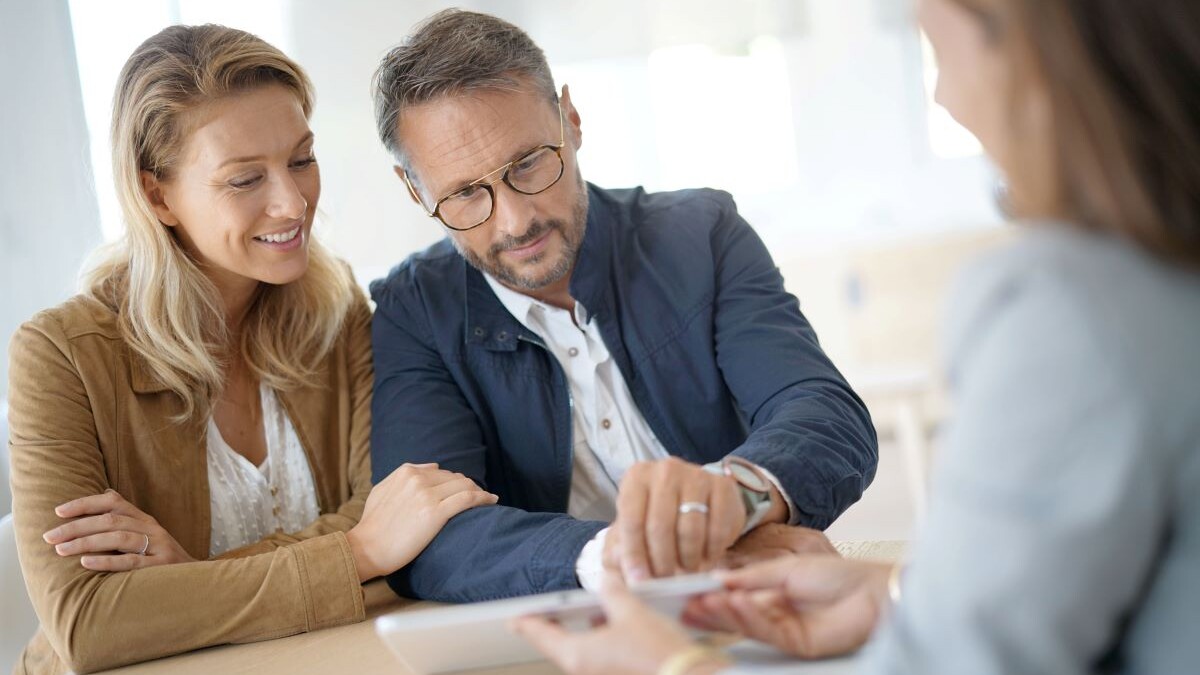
763, 483, 790, 526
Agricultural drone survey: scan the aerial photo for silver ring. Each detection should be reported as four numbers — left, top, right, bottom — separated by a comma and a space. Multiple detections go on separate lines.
678, 501, 710, 516
137, 533, 150, 556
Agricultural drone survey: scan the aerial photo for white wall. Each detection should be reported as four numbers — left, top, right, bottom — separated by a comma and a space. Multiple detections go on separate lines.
0, 0, 102, 403
0, 0, 102, 515
279, 0, 1000, 286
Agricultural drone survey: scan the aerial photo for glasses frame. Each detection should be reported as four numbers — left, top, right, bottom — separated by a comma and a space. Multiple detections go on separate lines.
404, 101, 566, 232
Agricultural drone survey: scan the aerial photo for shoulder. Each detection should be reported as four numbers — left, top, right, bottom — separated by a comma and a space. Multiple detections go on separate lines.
598, 185, 741, 236
12, 294, 121, 350
368, 238, 460, 313
8, 295, 125, 388
946, 223, 1200, 415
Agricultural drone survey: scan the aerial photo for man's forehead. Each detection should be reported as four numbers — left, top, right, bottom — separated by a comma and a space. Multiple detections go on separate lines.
399, 89, 557, 195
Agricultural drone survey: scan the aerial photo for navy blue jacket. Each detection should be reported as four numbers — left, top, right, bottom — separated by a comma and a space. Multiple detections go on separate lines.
369, 185, 877, 602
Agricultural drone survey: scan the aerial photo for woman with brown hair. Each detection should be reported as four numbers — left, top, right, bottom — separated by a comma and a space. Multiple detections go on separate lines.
7, 24, 496, 674
513, 0, 1200, 673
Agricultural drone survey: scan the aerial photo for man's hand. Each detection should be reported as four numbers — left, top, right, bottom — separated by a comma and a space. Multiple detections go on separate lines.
602, 457, 786, 580
720, 523, 838, 570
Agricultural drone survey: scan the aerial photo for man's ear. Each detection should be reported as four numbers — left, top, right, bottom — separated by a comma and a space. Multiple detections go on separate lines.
140, 170, 180, 226
560, 84, 582, 151
395, 165, 425, 207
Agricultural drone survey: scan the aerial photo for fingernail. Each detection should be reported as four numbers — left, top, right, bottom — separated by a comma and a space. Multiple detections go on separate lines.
628, 566, 649, 582
55, 544, 68, 555
43, 531, 56, 543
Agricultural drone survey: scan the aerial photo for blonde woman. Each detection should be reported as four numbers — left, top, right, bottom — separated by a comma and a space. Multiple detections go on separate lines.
7, 24, 496, 674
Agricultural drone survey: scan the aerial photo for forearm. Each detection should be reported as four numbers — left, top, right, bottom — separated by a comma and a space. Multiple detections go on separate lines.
21, 532, 364, 672
734, 385, 878, 529
392, 506, 606, 601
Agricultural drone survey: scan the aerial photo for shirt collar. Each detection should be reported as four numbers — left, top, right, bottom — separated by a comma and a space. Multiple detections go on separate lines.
483, 273, 591, 330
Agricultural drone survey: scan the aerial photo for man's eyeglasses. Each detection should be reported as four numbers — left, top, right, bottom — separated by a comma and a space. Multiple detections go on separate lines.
404, 102, 566, 232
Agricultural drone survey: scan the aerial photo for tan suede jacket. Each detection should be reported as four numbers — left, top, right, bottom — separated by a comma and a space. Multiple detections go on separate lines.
7, 290, 374, 674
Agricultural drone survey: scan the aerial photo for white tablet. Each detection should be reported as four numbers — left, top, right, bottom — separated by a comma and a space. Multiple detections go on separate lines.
375, 573, 721, 675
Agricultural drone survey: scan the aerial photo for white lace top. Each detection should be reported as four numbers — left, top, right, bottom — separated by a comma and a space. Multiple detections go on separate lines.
206, 384, 320, 558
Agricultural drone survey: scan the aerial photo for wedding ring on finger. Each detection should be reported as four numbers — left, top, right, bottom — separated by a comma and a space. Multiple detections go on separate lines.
137, 533, 150, 556
678, 501, 710, 516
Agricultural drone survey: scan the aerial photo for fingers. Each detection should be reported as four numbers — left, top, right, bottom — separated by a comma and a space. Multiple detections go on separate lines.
719, 555, 809, 592
601, 527, 621, 572
682, 594, 743, 633
54, 490, 144, 520
43, 513, 144, 546
644, 472, 681, 578
675, 481, 709, 572
430, 475, 487, 500
725, 590, 797, 652
597, 573, 641, 622
79, 553, 149, 572
436, 488, 499, 520
53, 530, 148, 557
615, 471, 651, 582
510, 616, 575, 669
706, 478, 742, 562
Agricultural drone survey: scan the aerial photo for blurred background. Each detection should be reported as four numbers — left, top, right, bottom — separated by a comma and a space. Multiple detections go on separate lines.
1, 0, 1013, 537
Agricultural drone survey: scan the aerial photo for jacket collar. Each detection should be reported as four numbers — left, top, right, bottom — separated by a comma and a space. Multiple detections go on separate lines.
460, 183, 616, 352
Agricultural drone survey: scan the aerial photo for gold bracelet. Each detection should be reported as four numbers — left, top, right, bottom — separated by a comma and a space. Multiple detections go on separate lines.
887, 561, 904, 605
658, 644, 729, 675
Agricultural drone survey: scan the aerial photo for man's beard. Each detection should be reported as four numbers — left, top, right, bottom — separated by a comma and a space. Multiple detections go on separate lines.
454, 174, 588, 291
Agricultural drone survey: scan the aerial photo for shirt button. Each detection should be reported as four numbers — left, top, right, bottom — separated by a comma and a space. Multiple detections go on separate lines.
601, 419, 612, 430
568, 347, 579, 357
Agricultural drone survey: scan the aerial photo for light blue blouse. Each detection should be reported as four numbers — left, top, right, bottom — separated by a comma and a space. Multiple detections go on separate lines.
865, 225, 1200, 674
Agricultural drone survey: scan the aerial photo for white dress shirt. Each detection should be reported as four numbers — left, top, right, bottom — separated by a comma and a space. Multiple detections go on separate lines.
206, 384, 320, 557
484, 275, 797, 589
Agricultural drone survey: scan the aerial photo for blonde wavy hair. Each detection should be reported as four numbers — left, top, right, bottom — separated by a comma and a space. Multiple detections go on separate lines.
83, 24, 355, 422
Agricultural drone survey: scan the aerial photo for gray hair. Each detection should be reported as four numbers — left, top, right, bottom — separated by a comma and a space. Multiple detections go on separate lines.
372, 9, 558, 170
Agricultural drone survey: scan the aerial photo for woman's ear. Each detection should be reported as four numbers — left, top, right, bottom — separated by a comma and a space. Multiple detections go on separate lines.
140, 170, 180, 226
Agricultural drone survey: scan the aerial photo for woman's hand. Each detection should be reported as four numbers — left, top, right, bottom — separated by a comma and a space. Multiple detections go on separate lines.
718, 523, 839, 570
512, 575, 730, 675
684, 555, 892, 659
42, 489, 195, 570
345, 463, 498, 582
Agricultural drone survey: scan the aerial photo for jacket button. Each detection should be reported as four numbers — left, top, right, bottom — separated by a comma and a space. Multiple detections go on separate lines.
568, 347, 579, 357
497, 331, 509, 341
474, 327, 486, 337
601, 418, 612, 429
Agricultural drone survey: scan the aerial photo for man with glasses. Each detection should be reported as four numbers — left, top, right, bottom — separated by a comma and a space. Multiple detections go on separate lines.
368, 9, 878, 602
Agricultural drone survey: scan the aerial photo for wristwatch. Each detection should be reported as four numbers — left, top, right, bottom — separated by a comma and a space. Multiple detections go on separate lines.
703, 456, 774, 534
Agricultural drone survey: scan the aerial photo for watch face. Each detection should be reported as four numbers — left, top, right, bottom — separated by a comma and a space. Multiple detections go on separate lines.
725, 458, 770, 493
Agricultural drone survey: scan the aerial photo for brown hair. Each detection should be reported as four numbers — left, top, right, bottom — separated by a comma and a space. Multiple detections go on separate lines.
372, 9, 558, 171
84, 24, 355, 422
953, 0, 1200, 264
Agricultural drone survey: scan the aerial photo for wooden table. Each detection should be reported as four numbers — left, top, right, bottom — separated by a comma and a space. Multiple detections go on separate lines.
101, 541, 905, 675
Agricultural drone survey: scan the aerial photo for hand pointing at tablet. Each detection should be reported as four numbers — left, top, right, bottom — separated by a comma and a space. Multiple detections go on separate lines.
601, 457, 790, 580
